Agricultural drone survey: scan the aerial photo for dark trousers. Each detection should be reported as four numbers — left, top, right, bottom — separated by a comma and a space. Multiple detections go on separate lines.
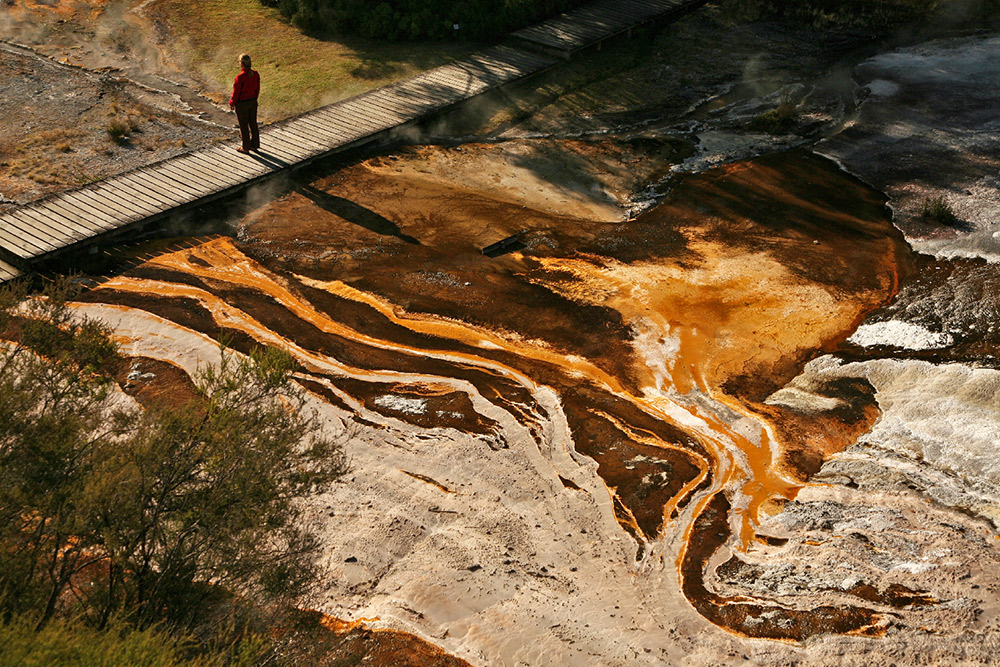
235, 99, 259, 150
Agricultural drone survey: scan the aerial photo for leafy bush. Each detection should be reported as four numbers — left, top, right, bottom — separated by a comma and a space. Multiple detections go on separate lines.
263, 0, 589, 41
0, 279, 347, 645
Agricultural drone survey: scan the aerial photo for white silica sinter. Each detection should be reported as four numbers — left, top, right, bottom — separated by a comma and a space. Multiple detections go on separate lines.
864, 79, 900, 97
373, 394, 428, 415
771, 355, 1000, 518
848, 320, 953, 350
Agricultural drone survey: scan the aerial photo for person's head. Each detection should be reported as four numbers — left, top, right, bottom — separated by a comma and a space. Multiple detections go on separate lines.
239, 53, 252, 70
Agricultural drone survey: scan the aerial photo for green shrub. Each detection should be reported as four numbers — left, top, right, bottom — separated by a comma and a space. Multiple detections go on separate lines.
0, 278, 347, 634
748, 100, 799, 134
0, 614, 271, 667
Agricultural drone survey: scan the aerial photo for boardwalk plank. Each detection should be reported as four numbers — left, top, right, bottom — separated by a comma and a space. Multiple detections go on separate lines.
272, 121, 342, 149
0, 222, 49, 259
288, 115, 357, 143
128, 163, 208, 200
267, 131, 326, 159
22, 196, 110, 236
272, 124, 341, 154
134, 164, 213, 200
81, 182, 161, 219
252, 139, 309, 165
17, 202, 98, 239
355, 93, 422, 120
352, 94, 411, 122
3, 211, 67, 254
100, 174, 180, 211
50, 191, 134, 232
388, 83, 444, 110
35, 198, 115, 238
0, 259, 21, 282
154, 160, 232, 195
267, 134, 332, 164
185, 151, 263, 184
306, 109, 373, 137
177, 157, 247, 193
196, 147, 272, 180
333, 103, 400, 130
117, 172, 195, 208
59, 186, 150, 226
6, 208, 83, 248
172, 154, 247, 190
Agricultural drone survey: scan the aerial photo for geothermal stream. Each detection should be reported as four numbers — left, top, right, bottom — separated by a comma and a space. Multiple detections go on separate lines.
58, 123, 945, 664
72, 237, 818, 640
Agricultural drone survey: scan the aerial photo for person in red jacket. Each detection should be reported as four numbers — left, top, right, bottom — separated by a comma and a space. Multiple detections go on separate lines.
229, 53, 260, 153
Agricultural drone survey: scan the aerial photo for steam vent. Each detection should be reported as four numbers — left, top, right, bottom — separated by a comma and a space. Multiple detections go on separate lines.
4, 0, 1000, 664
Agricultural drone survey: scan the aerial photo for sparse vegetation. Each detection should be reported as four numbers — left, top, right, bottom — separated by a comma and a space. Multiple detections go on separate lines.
0, 279, 347, 663
920, 195, 958, 225
0, 614, 251, 667
748, 99, 800, 134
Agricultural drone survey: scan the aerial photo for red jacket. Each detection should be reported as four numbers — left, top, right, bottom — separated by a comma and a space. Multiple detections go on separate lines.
229, 68, 260, 106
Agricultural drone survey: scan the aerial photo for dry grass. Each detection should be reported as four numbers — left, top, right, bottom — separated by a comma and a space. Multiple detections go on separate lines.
151, 0, 473, 120
16, 128, 85, 149
106, 117, 131, 144
9, 157, 74, 185
6, 129, 88, 184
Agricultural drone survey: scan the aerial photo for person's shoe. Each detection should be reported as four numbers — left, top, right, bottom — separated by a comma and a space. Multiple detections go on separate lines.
236, 147, 250, 154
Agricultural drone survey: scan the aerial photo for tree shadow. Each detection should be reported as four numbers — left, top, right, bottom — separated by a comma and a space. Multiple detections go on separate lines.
295, 185, 420, 244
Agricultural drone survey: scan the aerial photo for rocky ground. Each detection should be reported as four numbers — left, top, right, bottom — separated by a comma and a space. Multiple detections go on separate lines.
0, 41, 229, 211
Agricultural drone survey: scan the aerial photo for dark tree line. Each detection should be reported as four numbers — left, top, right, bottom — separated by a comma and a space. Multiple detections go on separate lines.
724, 0, 1000, 31
262, 0, 588, 41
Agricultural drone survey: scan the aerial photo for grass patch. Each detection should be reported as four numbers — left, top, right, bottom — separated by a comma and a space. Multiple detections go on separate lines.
920, 195, 958, 225
150, 0, 474, 120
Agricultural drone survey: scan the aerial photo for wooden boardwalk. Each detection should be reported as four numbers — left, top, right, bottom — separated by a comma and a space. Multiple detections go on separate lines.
0, 0, 705, 282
